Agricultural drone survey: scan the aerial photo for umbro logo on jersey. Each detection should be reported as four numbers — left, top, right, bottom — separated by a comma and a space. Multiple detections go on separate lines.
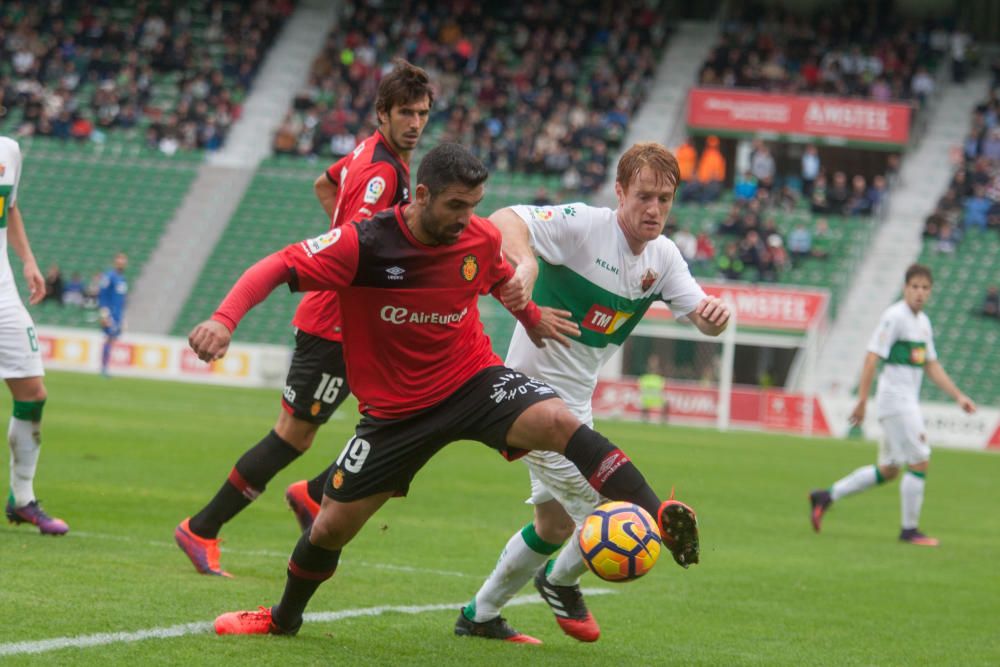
386, 266, 405, 280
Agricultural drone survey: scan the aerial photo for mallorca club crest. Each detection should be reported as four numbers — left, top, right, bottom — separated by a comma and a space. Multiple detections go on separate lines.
332, 468, 345, 489
461, 254, 479, 281
640, 269, 659, 291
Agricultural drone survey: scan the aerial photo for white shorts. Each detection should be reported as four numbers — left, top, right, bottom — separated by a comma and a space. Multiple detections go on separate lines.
0, 300, 44, 379
524, 449, 602, 524
878, 411, 930, 467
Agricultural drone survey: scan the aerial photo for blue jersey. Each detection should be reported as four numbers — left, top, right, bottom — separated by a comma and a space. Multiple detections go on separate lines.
98, 269, 127, 324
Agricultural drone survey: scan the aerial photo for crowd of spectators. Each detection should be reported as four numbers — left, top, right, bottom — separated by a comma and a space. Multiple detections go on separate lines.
923, 89, 1000, 254
0, 0, 293, 153
669, 137, 891, 284
699, 3, 963, 106
40, 262, 103, 310
677, 137, 889, 219
275, 0, 670, 193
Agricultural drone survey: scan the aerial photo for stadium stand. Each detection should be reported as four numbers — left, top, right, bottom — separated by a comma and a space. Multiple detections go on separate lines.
917, 89, 1000, 406
701, 2, 950, 104
172, 0, 677, 347
276, 0, 671, 195
15, 136, 199, 328
0, 0, 294, 152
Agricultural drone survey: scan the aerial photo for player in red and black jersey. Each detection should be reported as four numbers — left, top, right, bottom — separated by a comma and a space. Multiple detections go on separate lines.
175, 61, 433, 578
189, 144, 701, 639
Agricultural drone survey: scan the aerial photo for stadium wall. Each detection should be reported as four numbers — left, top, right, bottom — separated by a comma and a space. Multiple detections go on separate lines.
37, 326, 289, 389
36, 326, 1000, 452
593, 378, 1000, 453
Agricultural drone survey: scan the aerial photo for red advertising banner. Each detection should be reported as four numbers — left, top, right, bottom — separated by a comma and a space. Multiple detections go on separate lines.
644, 282, 828, 331
687, 88, 912, 146
591, 379, 831, 435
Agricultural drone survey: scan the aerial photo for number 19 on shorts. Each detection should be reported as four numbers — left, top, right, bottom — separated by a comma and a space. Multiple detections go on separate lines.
336, 436, 370, 473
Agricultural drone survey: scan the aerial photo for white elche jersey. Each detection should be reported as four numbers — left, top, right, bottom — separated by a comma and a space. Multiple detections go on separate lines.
867, 300, 937, 417
0, 136, 43, 379
506, 203, 706, 425
0, 137, 23, 306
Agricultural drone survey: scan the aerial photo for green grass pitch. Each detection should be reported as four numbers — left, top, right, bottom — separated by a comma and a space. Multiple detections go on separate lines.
2, 371, 999, 665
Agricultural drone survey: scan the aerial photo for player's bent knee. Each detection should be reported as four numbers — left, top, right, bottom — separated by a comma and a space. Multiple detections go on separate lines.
8, 377, 47, 403
509, 401, 582, 453
275, 412, 320, 452
535, 516, 574, 543
879, 465, 900, 481
534, 501, 575, 543
308, 514, 351, 550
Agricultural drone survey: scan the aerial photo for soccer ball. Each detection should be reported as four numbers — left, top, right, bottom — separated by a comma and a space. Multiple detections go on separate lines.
578, 501, 662, 582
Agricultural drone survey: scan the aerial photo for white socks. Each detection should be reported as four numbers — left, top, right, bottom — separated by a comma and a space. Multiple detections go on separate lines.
830, 465, 880, 501
9, 416, 41, 507
546, 526, 588, 586
469, 524, 559, 622
900, 471, 925, 530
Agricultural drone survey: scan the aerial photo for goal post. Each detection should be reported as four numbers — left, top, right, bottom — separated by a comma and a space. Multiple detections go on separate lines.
594, 282, 831, 435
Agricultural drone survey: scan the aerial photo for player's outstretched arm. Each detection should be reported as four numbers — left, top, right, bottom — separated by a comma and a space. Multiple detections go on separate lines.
687, 296, 731, 336
189, 253, 291, 361
6, 204, 45, 305
925, 360, 976, 413
849, 351, 881, 425
490, 207, 538, 311
524, 307, 580, 349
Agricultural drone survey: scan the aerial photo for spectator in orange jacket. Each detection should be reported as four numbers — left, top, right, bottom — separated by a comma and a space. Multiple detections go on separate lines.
683, 135, 726, 203
676, 139, 697, 183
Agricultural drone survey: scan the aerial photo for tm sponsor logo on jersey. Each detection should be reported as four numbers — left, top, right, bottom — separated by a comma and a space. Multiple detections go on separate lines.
302, 228, 342, 256
363, 176, 386, 205
582, 304, 632, 334
380, 305, 469, 325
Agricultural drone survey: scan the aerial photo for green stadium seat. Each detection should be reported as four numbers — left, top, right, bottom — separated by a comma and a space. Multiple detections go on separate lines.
14, 138, 199, 330
920, 232, 1000, 406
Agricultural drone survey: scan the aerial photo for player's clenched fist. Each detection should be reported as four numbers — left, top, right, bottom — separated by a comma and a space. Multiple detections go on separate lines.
696, 296, 730, 327
189, 319, 232, 362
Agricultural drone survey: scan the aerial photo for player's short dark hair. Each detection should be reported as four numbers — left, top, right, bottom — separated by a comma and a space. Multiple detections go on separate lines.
905, 263, 933, 285
417, 143, 488, 196
376, 59, 434, 118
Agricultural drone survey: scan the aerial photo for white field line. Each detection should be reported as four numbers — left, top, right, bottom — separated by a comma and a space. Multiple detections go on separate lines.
72, 530, 478, 578
0, 590, 615, 657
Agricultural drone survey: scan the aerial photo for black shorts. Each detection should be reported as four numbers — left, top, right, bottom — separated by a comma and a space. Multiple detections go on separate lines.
281, 330, 351, 424
324, 366, 558, 502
